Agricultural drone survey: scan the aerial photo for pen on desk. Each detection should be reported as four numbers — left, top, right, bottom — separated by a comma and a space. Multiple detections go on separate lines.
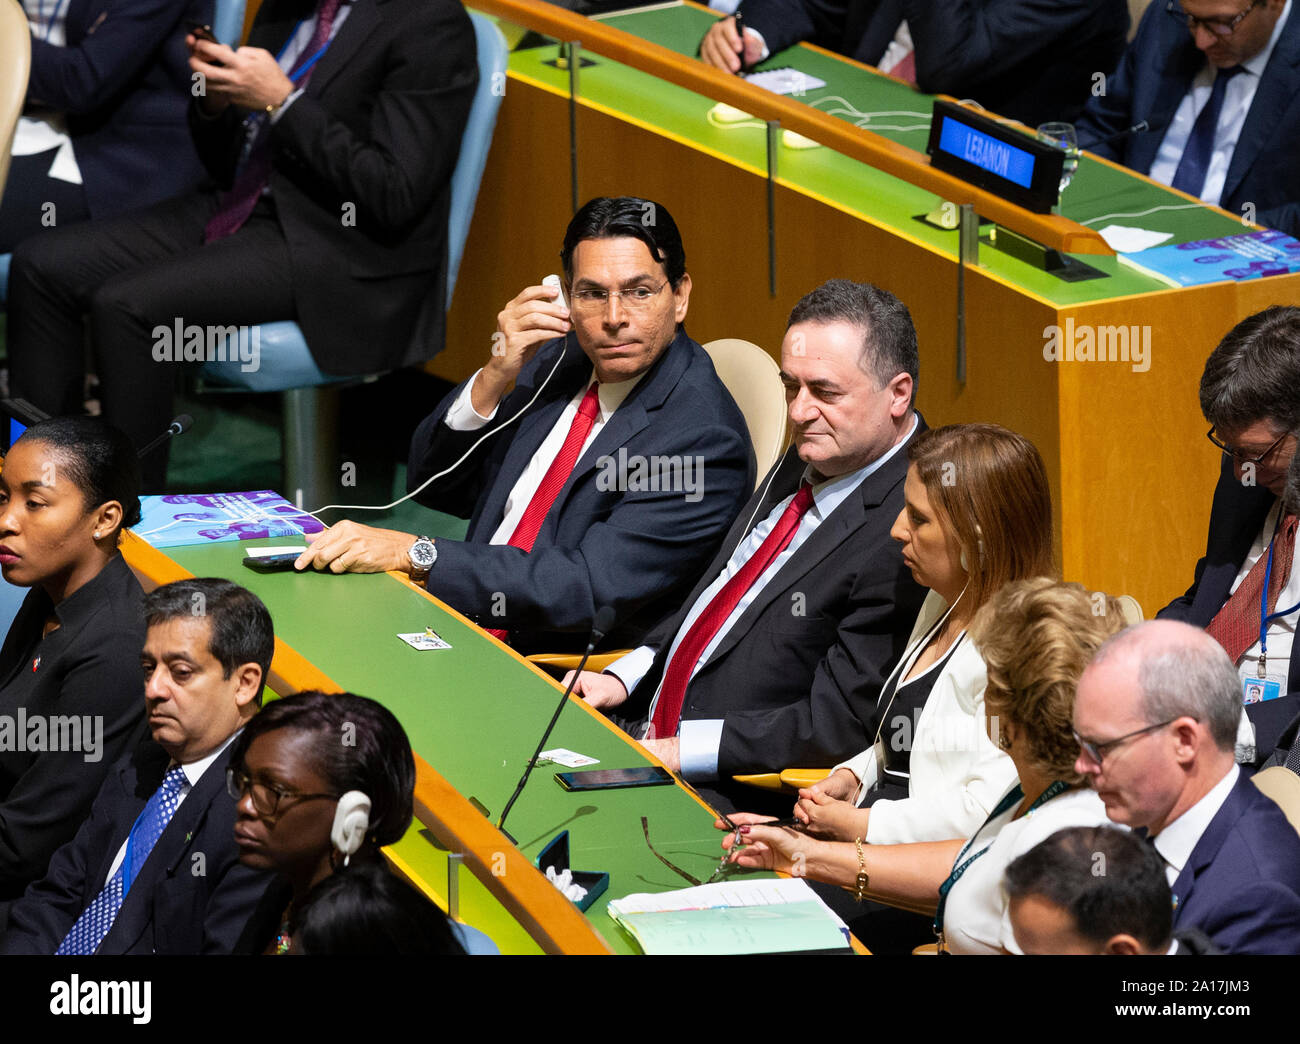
733, 10, 749, 75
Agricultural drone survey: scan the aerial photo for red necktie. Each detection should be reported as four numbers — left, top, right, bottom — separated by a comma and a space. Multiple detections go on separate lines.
486, 382, 601, 641
1207, 511, 1298, 665
204, 0, 343, 242
649, 482, 815, 738
890, 48, 917, 85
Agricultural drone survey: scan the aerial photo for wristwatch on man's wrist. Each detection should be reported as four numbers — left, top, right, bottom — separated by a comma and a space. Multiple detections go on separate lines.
407, 535, 436, 582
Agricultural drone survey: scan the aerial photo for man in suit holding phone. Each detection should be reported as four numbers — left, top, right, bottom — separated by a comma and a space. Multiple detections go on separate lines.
0, 579, 278, 955
6, 0, 479, 487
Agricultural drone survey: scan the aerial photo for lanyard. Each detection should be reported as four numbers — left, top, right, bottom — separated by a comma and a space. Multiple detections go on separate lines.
871, 600, 967, 753
240, 19, 339, 147
37, 0, 74, 42
276, 17, 338, 84
1257, 513, 1300, 677
932, 780, 1070, 944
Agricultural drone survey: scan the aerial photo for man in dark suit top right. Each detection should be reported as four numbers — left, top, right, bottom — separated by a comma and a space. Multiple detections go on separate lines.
1074, 620, 1300, 955
1077, 0, 1300, 236
1158, 306, 1300, 758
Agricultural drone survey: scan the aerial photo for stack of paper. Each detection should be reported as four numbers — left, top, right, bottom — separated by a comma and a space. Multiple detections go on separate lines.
607, 878, 852, 955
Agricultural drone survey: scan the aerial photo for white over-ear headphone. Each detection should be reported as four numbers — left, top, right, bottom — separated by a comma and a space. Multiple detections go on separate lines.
330, 790, 372, 865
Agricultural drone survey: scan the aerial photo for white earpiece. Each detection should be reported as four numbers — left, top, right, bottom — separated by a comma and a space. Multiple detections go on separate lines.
330, 790, 372, 865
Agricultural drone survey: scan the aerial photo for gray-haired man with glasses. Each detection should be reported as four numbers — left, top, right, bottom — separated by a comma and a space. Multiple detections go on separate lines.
1073, 620, 1300, 954
1159, 306, 1300, 760
0, 578, 279, 954
1077, 0, 1300, 235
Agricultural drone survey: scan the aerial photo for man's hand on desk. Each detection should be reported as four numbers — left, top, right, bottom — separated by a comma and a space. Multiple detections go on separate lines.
699, 19, 763, 74
640, 736, 681, 773
295, 521, 418, 575
474, 283, 572, 416
563, 669, 629, 710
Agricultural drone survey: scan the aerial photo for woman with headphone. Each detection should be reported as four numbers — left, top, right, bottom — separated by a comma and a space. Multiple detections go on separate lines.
226, 690, 479, 954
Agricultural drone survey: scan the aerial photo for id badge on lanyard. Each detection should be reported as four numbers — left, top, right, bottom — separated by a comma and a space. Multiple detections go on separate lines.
1245, 523, 1300, 704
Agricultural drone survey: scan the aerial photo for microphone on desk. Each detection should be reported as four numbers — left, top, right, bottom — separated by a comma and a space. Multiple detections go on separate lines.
496, 605, 617, 841
1076, 118, 1157, 151
137, 414, 193, 460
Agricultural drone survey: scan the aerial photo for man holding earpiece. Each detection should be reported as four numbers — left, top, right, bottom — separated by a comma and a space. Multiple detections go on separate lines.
566, 280, 926, 813
0, 579, 280, 955
296, 197, 755, 654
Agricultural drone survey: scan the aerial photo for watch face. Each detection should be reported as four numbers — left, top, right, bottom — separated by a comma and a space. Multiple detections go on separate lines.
410, 539, 436, 569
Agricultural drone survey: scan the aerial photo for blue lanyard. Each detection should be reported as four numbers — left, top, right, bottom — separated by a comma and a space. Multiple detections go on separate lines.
933, 780, 1070, 942
240, 18, 337, 142
276, 17, 338, 84
1257, 514, 1300, 677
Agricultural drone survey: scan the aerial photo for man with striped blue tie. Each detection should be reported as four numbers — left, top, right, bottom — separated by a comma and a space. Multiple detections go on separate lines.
0, 579, 279, 955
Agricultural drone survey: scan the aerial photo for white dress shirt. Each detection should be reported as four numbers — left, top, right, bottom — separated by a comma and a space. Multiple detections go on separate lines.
444, 367, 646, 544
103, 734, 240, 887
610, 413, 918, 780
1153, 764, 1240, 891
1148, 0, 1292, 206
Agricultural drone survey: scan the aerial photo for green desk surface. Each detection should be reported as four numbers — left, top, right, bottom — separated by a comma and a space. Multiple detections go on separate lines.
499, 2, 1250, 306
162, 536, 772, 954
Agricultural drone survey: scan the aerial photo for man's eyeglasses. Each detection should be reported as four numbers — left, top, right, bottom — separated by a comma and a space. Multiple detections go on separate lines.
226, 767, 339, 817
1165, 0, 1262, 36
1206, 425, 1292, 466
1073, 719, 1175, 766
569, 281, 668, 313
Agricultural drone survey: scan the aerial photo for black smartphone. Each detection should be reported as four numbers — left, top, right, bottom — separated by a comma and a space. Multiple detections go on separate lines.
555, 766, 675, 791
188, 22, 217, 43
241, 552, 303, 573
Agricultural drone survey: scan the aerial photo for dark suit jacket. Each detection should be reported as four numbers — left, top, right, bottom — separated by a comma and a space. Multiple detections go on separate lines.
0, 555, 148, 902
735, 0, 1127, 126
188, 0, 478, 375
0, 738, 278, 954
24, 0, 209, 219
625, 422, 927, 806
1157, 456, 1300, 757
406, 330, 756, 653
1077, 0, 1300, 236
1169, 772, 1300, 954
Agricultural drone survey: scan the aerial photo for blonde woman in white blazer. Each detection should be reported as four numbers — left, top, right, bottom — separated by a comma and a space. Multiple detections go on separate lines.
774, 424, 1055, 847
